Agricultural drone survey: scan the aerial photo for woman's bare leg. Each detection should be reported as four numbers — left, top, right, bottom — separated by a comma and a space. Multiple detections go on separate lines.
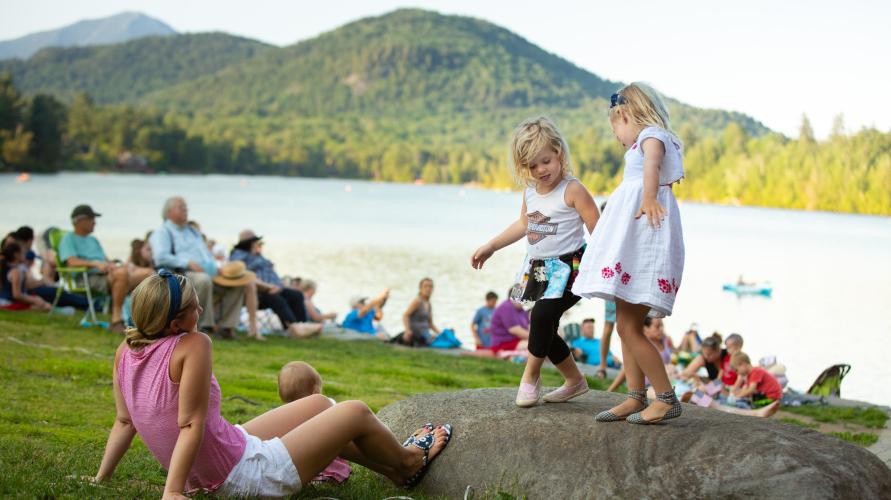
279, 400, 449, 487
241, 395, 392, 475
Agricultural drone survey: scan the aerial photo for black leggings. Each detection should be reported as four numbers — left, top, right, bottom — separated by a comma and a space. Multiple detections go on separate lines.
527, 292, 580, 364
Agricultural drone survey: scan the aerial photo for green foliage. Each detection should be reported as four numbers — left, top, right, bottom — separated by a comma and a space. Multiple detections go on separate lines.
828, 431, 880, 447
0, 9, 888, 214
782, 405, 889, 429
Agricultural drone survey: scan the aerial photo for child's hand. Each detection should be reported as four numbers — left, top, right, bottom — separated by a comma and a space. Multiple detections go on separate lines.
635, 199, 666, 228
471, 244, 495, 269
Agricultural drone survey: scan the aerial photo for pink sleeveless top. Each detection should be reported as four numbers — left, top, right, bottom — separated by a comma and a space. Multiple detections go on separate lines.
117, 333, 246, 492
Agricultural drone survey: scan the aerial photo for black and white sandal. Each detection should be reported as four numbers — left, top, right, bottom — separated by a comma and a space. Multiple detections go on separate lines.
401, 422, 433, 447
402, 423, 452, 488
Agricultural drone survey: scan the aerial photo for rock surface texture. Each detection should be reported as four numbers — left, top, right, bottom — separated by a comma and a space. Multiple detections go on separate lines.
378, 388, 891, 500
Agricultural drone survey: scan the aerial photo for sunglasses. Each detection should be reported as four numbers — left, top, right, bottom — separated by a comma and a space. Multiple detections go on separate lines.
609, 93, 626, 109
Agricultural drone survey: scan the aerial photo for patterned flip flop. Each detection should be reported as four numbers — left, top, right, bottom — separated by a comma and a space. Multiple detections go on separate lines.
401, 422, 434, 447
403, 423, 452, 489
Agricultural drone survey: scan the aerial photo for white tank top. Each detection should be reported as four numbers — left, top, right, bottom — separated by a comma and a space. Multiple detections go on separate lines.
524, 177, 586, 259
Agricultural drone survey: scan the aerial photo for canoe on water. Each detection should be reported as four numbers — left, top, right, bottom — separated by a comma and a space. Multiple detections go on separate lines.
723, 283, 773, 296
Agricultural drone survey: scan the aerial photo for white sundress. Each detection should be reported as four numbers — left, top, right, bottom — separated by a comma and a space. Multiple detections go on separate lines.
571, 126, 685, 318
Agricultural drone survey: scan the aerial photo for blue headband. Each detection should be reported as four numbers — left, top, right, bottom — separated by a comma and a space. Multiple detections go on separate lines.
610, 92, 626, 108
158, 269, 182, 331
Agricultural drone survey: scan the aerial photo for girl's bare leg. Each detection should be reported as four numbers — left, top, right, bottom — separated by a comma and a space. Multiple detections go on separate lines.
279, 400, 449, 487
599, 321, 614, 373
616, 300, 674, 421
601, 337, 647, 416
521, 354, 546, 385
552, 354, 585, 386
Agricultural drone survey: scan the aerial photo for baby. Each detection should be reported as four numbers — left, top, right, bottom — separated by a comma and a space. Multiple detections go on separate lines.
278, 362, 352, 484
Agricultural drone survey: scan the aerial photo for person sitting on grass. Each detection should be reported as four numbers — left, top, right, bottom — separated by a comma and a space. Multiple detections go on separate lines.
342, 289, 389, 340
571, 318, 618, 368
487, 295, 530, 355
278, 361, 352, 484
678, 322, 702, 354
59, 204, 150, 332
301, 279, 338, 324
399, 278, 441, 347
92, 272, 452, 498
229, 230, 320, 338
700, 351, 781, 418
1, 240, 89, 311
470, 291, 498, 349
678, 334, 735, 388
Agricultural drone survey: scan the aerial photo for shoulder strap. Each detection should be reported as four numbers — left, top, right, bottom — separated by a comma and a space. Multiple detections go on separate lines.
164, 226, 176, 255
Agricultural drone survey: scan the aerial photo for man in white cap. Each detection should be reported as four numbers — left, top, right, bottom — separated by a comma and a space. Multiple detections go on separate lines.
149, 196, 250, 339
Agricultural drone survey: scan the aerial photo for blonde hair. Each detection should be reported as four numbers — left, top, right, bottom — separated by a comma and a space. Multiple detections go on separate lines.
609, 82, 673, 133
125, 273, 198, 348
278, 361, 321, 402
510, 116, 573, 187
301, 279, 317, 293
730, 351, 752, 369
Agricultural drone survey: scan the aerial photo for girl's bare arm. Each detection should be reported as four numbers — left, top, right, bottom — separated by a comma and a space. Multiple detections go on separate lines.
95, 344, 137, 482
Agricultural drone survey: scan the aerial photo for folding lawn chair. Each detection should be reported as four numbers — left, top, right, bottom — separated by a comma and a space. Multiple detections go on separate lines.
807, 364, 851, 398
562, 322, 581, 343
46, 228, 109, 327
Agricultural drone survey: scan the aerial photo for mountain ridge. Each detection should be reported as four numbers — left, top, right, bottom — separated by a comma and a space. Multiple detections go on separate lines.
0, 12, 176, 60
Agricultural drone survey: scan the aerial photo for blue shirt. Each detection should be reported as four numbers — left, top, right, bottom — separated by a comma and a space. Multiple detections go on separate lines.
58, 232, 107, 271
342, 307, 377, 334
571, 337, 615, 367
150, 220, 216, 275
230, 249, 282, 287
471, 306, 494, 347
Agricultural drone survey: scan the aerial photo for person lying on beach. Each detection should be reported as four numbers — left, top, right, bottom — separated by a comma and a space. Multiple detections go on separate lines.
92, 273, 452, 497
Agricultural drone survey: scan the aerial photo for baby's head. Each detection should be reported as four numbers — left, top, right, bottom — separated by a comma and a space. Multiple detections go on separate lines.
278, 361, 322, 403
510, 116, 572, 187
729, 351, 753, 377
725, 333, 744, 355
608, 82, 671, 147
127, 272, 200, 348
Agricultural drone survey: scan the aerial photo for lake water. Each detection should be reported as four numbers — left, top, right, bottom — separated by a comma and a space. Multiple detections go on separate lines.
2, 173, 890, 405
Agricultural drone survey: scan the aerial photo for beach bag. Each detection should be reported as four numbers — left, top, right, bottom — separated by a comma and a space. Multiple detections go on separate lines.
429, 328, 462, 349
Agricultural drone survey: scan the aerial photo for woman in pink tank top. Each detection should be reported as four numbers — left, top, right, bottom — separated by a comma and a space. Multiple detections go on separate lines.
92, 272, 452, 498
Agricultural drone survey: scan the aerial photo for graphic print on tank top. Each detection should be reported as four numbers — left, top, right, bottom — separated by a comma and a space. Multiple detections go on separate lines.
527, 211, 558, 245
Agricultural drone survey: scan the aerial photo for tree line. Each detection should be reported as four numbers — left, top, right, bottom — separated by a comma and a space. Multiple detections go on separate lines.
1, 73, 888, 215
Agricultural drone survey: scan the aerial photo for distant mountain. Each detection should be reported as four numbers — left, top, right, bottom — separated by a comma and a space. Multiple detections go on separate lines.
0, 33, 273, 103
0, 12, 176, 60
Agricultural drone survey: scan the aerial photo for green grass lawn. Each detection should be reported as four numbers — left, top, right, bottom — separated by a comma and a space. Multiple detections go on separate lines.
1, 310, 610, 499
1, 310, 886, 498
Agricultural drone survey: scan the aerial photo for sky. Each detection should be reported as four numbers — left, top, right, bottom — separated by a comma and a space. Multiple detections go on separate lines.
2, 0, 890, 139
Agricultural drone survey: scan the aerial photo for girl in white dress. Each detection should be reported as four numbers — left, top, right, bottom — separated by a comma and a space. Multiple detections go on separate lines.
572, 83, 685, 424
472, 116, 600, 408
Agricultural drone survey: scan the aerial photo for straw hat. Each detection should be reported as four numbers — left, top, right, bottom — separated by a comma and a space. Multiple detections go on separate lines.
213, 261, 256, 287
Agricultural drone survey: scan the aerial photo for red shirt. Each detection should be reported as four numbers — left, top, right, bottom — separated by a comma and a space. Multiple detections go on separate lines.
746, 367, 783, 401
720, 353, 738, 386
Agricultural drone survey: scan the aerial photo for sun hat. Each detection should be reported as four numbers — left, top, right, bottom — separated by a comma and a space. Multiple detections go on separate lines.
213, 261, 256, 287
234, 234, 262, 252
349, 295, 367, 308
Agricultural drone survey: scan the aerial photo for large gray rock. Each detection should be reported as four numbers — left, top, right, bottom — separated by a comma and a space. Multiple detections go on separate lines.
378, 388, 891, 499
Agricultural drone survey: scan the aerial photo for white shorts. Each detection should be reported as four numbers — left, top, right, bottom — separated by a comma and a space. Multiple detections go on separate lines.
216, 425, 301, 498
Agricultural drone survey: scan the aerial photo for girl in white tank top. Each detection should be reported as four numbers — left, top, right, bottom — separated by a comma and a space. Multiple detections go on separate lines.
471, 116, 600, 408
